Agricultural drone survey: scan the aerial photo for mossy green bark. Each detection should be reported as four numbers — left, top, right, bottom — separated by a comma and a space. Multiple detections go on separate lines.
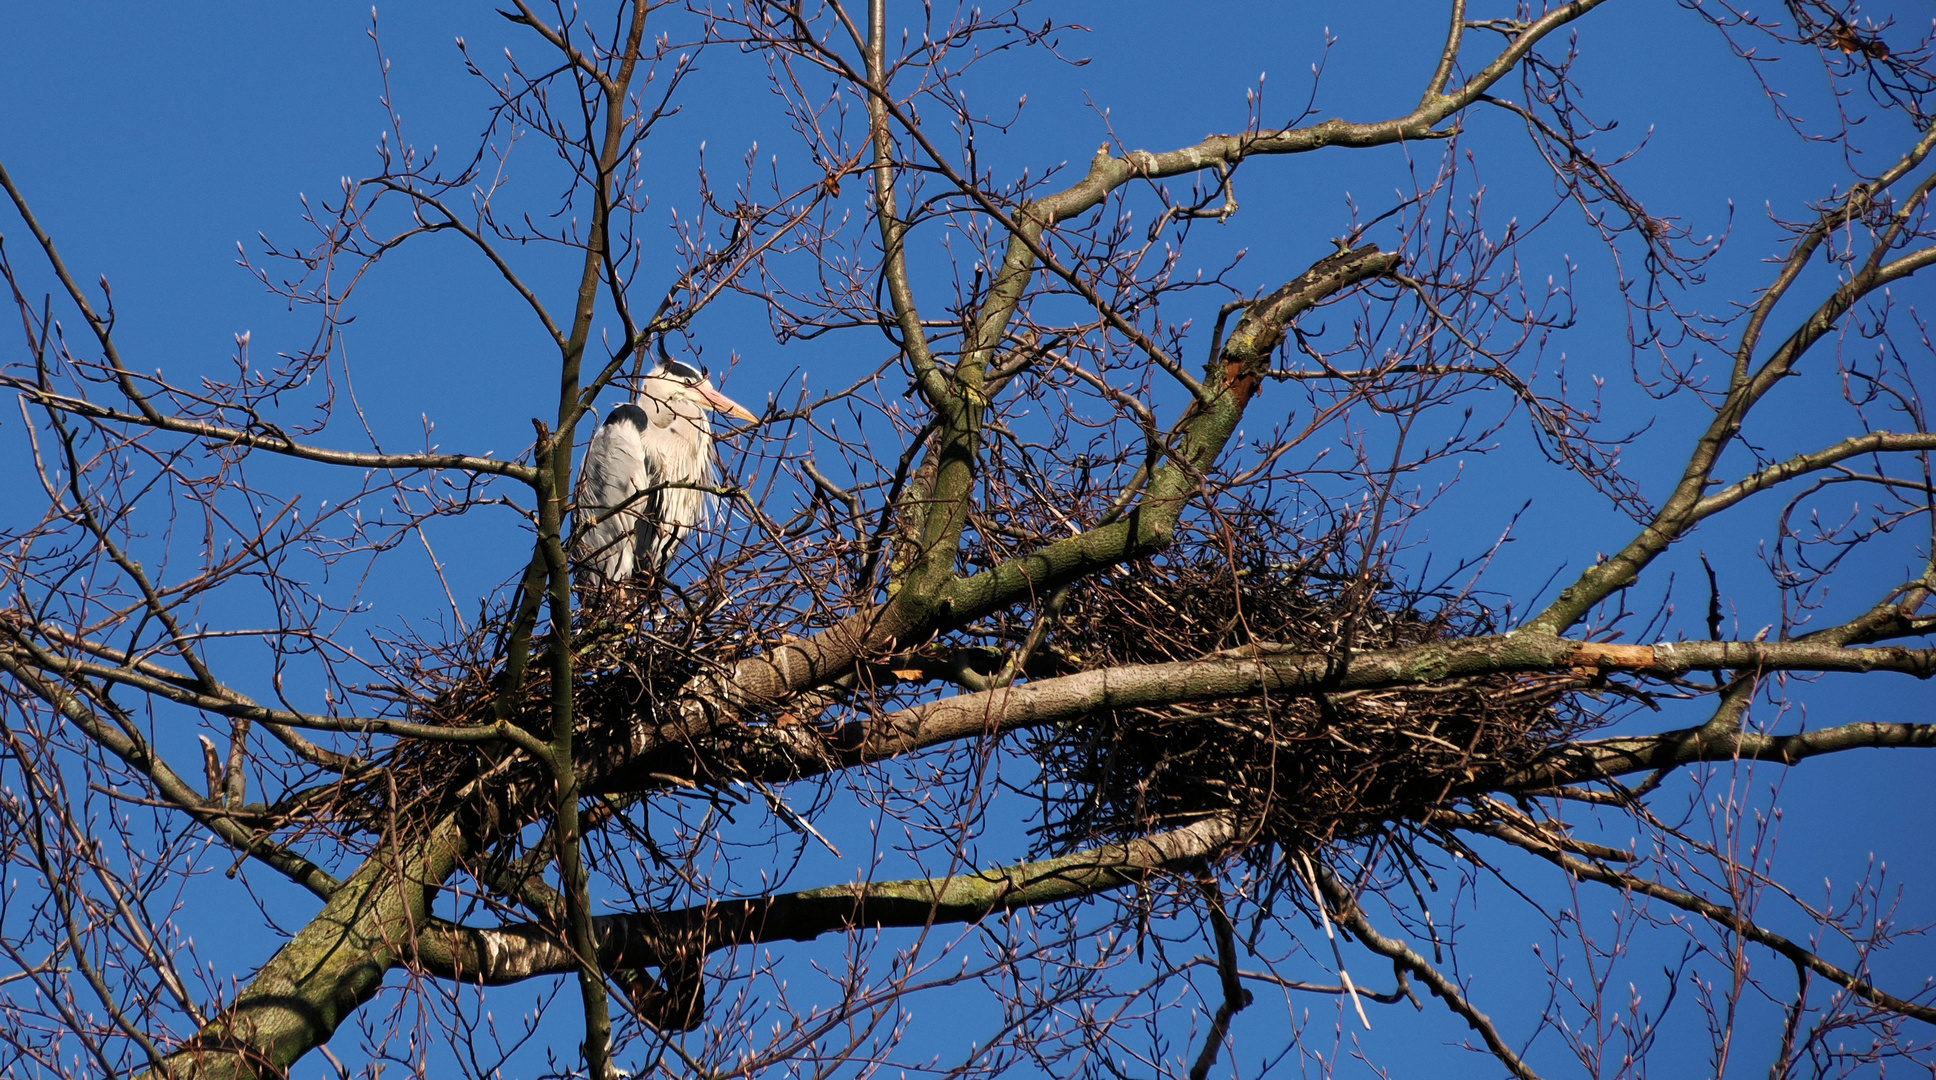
144, 820, 465, 1080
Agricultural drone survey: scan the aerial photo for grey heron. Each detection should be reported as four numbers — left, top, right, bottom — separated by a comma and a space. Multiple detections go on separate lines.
574, 354, 758, 586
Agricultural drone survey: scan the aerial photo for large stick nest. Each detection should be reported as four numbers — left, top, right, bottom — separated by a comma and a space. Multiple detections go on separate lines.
340, 595, 725, 836
1032, 549, 1594, 861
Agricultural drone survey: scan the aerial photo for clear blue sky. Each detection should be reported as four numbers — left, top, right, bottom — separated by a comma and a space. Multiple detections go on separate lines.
2, 3, 1931, 1077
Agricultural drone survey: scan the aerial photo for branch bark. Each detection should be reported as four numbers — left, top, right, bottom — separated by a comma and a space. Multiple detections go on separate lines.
416, 816, 1237, 986
718, 635, 1936, 786
142, 821, 467, 1080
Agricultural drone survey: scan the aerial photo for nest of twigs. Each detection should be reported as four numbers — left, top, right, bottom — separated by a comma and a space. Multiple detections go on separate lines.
343, 591, 725, 834
1033, 551, 1593, 862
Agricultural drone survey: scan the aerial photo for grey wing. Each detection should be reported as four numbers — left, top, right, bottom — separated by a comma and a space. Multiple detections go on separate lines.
574, 405, 664, 582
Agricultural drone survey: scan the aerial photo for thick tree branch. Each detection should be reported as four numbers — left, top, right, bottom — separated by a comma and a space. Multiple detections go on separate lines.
772, 636, 1935, 779
1507, 718, 1936, 790
143, 821, 468, 1080
937, 245, 1402, 621
417, 816, 1237, 985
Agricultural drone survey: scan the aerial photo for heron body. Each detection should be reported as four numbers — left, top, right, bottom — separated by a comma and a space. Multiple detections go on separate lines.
574, 358, 756, 585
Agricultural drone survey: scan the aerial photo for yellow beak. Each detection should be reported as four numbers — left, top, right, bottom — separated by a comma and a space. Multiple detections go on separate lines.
699, 384, 759, 424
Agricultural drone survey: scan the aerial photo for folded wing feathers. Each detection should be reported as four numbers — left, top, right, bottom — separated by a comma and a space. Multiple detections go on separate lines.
572, 400, 714, 584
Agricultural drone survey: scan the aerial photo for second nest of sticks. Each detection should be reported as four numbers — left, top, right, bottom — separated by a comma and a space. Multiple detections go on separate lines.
1032, 553, 1592, 859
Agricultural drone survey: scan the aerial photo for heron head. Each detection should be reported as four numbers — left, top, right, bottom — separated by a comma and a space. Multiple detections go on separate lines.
645, 356, 759, 423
